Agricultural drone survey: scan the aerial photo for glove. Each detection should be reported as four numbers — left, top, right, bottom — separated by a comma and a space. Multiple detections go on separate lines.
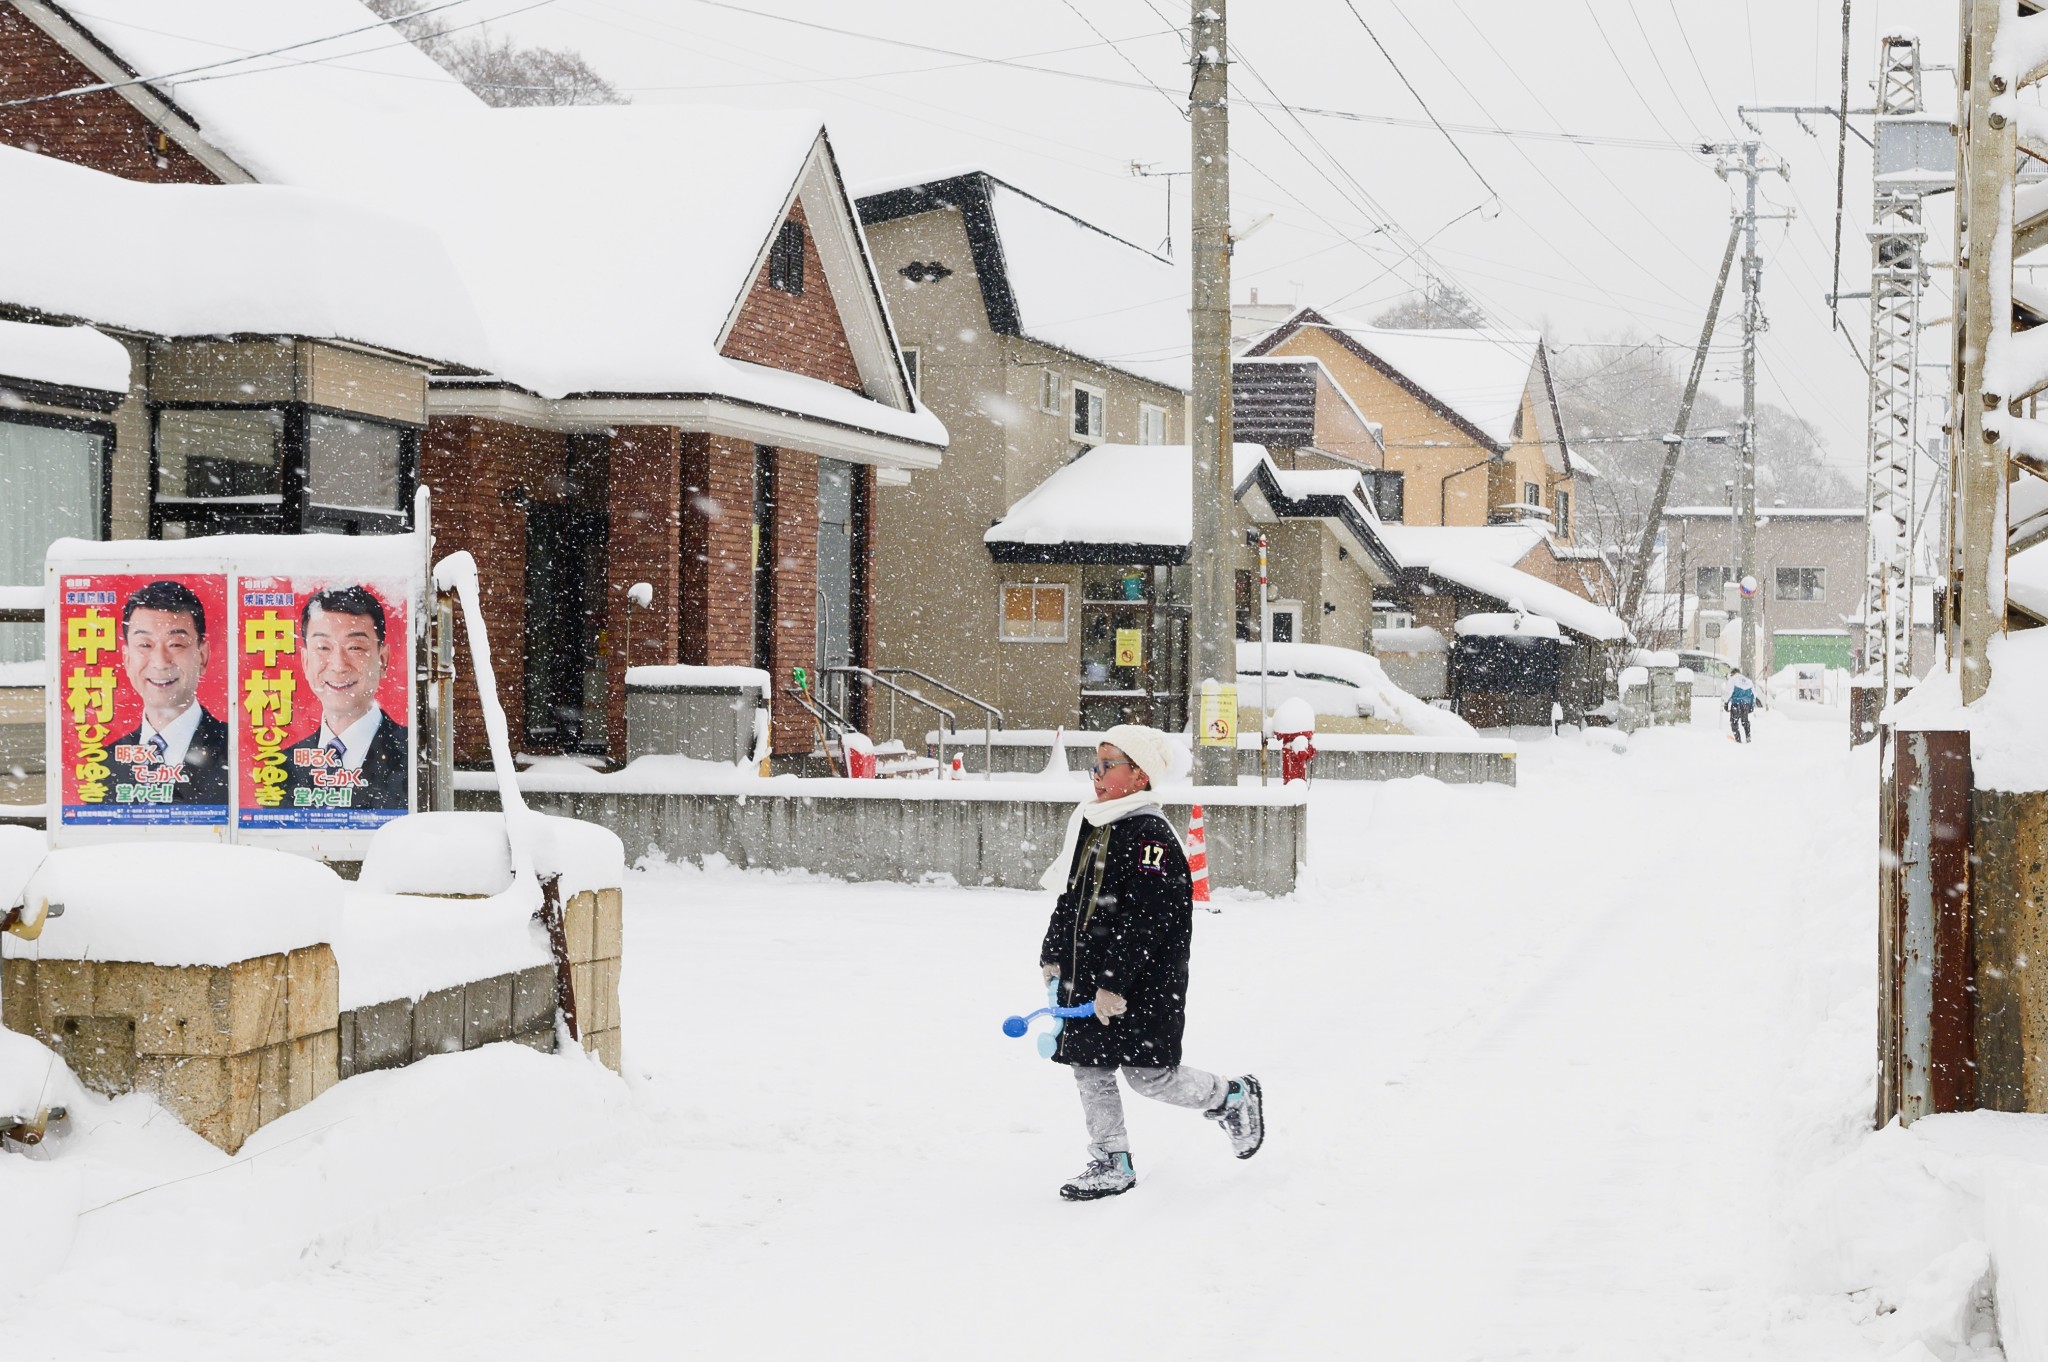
1094, 989, 1127, 1024
1042, 963, 1059, 982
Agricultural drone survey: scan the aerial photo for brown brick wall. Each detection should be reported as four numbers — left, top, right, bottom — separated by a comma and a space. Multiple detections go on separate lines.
606, 425, 683, 748
680, 433, 757, 669
720, 200, 864, 392
0, 9, 222, 184
768, 450, 819, 756
420, 416, 569, 764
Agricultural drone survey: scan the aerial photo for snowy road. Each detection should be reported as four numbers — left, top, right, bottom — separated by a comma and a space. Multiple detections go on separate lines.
8, 709, 1903, 1359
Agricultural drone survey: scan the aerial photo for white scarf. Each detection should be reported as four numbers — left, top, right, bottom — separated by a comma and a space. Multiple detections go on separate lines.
1039, 792, 1166, 892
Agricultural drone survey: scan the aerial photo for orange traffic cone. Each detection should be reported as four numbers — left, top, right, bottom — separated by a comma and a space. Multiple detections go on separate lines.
1187, 804, 1217, 912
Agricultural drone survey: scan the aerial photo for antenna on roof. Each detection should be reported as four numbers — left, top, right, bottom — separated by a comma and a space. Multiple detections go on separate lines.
1131, 160, 1190, 259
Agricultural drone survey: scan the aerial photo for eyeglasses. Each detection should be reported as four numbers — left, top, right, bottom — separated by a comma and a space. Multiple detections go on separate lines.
1089, 758, 1136, 777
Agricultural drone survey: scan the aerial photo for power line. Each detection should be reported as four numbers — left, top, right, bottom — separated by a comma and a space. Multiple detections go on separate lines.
1578, 0, 1696, 152
1337, 0, 1498, 203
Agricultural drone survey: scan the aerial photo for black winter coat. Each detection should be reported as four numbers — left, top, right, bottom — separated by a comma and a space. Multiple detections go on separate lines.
1039, 808, 1194, 1069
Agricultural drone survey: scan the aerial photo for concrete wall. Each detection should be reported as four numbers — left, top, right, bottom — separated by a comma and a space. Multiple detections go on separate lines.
950, 733, 1514, 785
626, 684, 760, 764
459, 787, 1307, 896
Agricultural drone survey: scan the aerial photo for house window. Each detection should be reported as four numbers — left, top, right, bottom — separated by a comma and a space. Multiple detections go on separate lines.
1072, 382, 1105, 441
1139, 403, 1168, 445
1039, 369, 1061, 414
1553, 489, 1570, 538
0, 413, 108, 663
769, 220, 805, 294
1372, 609, 1416, 631
152, 406, 415, 538
1776, 566, 1826, 602
1697, 566, 1734, 601
1366, 470, 1405, 523
1523, 481, 1541, 509
901, 347, 920, 397
1000, 583, 1068, 642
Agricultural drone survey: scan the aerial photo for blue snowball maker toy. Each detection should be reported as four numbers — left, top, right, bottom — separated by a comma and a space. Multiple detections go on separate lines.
1004, 977, 1095, 1057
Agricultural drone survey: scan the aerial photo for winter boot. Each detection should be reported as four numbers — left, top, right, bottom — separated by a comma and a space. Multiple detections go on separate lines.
1059, 1146, 1137, 1201
1207, 1075, 1265, 1160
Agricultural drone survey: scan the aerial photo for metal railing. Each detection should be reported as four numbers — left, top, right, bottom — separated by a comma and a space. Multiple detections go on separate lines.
817, 666, 966, 777
867, 667, 1003, 778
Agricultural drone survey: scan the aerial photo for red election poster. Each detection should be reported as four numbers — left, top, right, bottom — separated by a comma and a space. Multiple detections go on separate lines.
56, 572, 232, 827
236, 576, 413, 832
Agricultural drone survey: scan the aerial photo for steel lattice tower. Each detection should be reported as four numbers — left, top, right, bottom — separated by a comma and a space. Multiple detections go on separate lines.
1863, 34, 1927, 700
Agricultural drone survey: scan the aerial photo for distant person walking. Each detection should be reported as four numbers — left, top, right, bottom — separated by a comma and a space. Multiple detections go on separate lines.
1724, 669, 1756, 743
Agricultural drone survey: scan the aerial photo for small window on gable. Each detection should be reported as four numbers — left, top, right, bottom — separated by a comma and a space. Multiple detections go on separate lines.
1072, 382, 1105, 441
1139, 404, 1168, 445
769, 220, 805, 294
1039, 369, 1061, 414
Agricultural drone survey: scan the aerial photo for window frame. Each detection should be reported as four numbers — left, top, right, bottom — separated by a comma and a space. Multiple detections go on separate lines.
1038, 368, 1062, 415
1071, 381, 1106, 442
1522, 480, 1541, 509
148, 401, 419, 540
1775, 566, 1826, 602
901, 346, 921, 398
1367, 469, 1405, 523
0, 408, 115, 542
1553, 488, 1570, 538
1138, 402, 1169, 446
998, 581, 1069, 643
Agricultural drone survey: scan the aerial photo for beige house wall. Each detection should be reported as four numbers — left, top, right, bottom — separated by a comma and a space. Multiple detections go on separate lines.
1657, 513, 1865, 636
863, 208, 1187, 738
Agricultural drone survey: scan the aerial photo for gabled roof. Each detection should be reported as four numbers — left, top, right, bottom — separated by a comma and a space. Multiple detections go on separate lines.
37, 2, 939, 453
857, 170, 1189, 391
1246, 307, 1569, 467
0, 318, 129, 408
1378, 523, 1549, 571
1428, 557, 1632, 643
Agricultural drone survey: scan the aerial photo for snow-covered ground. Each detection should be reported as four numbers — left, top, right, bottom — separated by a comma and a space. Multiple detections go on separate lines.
0, 705, 2010, 1358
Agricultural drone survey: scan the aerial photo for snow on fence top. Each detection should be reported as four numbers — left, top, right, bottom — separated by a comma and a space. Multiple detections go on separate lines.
1, 844, 342, 966
357, 811, 624, 903
1456, 612, 1564, 640
986, 444, 1270, 549
1430, 556, 1632, 643
0, 145, 489, 368
625, 665, 771, 694
0, 320, 129, 394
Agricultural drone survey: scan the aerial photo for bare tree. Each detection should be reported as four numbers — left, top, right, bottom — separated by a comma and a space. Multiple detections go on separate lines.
1371, 278, 1488, 330
366, 0, 627, 107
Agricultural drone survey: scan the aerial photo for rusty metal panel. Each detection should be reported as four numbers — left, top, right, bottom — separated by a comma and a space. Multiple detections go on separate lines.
1884, 727, 1975, 1124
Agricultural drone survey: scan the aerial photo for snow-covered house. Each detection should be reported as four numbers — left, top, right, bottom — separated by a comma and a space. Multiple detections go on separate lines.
1240, 307, 1585, 547
0, 0, 945, 765
854, 171, 1193, 735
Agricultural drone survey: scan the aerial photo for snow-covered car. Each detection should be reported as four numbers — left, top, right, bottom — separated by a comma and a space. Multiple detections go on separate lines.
1676, 650, 1732, 697
1235, 640, 1473, 737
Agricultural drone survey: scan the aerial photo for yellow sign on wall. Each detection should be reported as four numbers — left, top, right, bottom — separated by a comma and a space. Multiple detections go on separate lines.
1114, 628, 1144, 668
1198, 681, 1239, 748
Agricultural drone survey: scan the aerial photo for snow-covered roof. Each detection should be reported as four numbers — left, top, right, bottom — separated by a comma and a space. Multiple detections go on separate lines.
1455, 612, 1563, 640
1663, 506, 1864, 519
1378, 523, 1548, 571
0, 144, 489, 366
984, 443, 1268, 552
1294, 315, 1541, 447
1430, 555, 1633, 643
0, 319, 129, 395
42, 3, 941, 448
859, 171, 1188, 390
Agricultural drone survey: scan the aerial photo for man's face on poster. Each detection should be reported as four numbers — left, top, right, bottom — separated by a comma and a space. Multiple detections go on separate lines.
122, 607, 207, 723
303, 604, 387, 733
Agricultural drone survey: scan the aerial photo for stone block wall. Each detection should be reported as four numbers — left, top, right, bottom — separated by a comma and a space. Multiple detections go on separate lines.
338, 963, 557, 1078
565, 886, 624, 1070
0, 945, 339, 1153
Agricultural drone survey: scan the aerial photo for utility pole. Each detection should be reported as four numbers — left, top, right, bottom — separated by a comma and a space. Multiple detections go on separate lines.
1709, 140, 1788, 681
1188, 0, 1235, 785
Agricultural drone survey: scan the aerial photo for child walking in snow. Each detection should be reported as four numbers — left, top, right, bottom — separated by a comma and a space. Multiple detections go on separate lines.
1036, 724, 1263, 1201
1724, 670, 1756, 743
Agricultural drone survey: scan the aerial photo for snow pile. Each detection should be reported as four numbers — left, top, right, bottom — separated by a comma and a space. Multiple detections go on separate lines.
0, 824, 45, 915
1235, 639, 1475, 738
358, 812, 515, 898
1270, 696, 1315, 734
986, 443, 1268, 549
0, 320, 128, 394
1456, 611, 1563, 639
335, 890, 551, 1010
625, 665, 771, 693
1430, 556, 1631, 642
1889, 634, 2048, 790
1379, 522, 1548, 570
0, 845, 341, 965
0, 144, 489, 367
984, 179, 1189, 390
1373, 626, 1448, 653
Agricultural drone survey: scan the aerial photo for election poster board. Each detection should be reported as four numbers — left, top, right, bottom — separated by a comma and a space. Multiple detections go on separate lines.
236, 575, 415, 834
53, 569, 231, 830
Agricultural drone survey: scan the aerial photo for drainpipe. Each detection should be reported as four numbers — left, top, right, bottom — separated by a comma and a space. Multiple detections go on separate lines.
1438, 455, 1495, 525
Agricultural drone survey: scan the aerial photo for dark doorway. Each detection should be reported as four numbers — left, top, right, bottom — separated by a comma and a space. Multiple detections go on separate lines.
523, 504, 608, 751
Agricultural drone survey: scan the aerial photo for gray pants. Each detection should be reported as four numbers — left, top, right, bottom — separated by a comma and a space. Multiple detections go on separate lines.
1074, 1064, 1228, 1154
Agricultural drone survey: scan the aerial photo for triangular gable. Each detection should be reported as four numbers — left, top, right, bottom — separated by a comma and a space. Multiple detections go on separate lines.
717, 133, 916, 410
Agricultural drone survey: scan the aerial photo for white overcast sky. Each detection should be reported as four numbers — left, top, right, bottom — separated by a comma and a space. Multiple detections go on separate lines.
474, 0, 1960, 472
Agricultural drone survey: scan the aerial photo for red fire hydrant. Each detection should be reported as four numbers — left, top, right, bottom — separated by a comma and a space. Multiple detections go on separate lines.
1271, 697, 1317, 785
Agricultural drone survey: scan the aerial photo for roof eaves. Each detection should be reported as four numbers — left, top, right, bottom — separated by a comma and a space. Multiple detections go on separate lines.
857, 171, 1021, 337
1265, 308, 1511, 457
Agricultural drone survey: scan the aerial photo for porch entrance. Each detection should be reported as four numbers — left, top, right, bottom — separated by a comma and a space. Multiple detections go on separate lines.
1078, 564, 1189, 732
523, 503, 608, 752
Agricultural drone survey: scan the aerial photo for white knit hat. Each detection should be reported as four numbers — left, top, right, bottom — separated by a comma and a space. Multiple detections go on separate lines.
1101, 724, 1184, 791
